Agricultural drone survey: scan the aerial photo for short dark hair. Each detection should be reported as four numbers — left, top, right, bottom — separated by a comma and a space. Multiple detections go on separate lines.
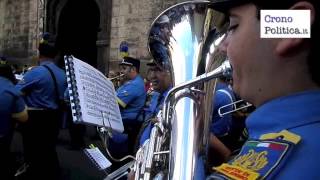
38, 32, 57, 58
0, 64, 16, 84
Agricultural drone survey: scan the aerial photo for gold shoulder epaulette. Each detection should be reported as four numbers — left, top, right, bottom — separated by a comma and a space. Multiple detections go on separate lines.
260, 130, 301, 144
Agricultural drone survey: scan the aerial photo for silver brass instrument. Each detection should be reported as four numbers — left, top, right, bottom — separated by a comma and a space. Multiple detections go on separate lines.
108, 73, 124, 81
134, 1, 232, 179
218, 100, 252, 117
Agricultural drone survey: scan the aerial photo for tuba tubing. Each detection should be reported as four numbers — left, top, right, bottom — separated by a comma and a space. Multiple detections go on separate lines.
134, 61, 232, 180
162, 60, 231, 126
218, 100, 252, 117
133, 1, 232, 179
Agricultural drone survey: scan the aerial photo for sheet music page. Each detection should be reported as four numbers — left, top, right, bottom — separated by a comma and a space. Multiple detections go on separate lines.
85, 147, 112, 170
69, 56, 124, 132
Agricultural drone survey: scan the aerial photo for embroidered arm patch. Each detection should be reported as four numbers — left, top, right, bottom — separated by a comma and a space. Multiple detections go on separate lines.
214, 139, 294, 180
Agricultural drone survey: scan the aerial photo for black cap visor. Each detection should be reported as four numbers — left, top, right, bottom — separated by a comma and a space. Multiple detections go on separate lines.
209, 0, 251, 13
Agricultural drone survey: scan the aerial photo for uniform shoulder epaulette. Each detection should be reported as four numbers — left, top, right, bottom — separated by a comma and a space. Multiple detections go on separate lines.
260, 130, 301, 144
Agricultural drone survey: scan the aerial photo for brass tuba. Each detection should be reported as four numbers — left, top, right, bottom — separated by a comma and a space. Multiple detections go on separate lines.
134, 1, 231, 179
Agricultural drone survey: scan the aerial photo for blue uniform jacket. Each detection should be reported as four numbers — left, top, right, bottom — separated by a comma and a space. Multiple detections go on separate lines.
243, 90, 320, 179
15, 61, 66, 109
138, 87, 205, 180
139, 88, 169, 146
0, 77, 26, 136
209, 90, 320, 180
116, 75, 146, 122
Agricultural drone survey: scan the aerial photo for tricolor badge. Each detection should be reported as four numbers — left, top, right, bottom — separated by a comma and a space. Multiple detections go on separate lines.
215, 140, 292, 180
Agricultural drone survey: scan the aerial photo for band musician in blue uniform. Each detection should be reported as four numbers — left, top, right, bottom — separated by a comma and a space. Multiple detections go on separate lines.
110, 57, 146, 158
207, 0, 320, 179
208, 77, 237, 166
127, 59, 172, 180
138, 60, 172, 147
209, 76, 250, 166
15, 32, 66, 180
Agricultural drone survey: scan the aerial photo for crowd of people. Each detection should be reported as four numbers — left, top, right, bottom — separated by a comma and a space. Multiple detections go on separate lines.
0, 32, 67, 180
97, 0, 320, 179
0, 35, 245, 180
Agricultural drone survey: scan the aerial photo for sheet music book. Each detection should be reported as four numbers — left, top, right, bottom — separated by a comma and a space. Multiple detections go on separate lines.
65, 55, 124, 133
84, 147, 112, 170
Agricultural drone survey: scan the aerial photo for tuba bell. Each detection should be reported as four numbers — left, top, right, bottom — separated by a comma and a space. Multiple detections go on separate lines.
133, 1, 231, 179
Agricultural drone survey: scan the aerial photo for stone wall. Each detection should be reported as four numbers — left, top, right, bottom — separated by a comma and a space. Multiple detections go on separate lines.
108, 0, 186, 75
0, 0, 4, 54
0, 0, 44, 65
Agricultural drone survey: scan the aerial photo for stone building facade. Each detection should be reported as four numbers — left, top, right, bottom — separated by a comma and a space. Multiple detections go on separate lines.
0, 0, 186, 75
0, 0, 43, 65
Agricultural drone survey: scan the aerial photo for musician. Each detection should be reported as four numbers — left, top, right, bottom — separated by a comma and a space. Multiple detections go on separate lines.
127, 59, 172, 180
210, 76, 250, 165
0, 64, 28, 179
209, 77, 236, 165
117, 57, 146, 124
207, 0, 320, 179
15, 32, 66, 179
110, 56, 146, 157
138, 60, 172, 147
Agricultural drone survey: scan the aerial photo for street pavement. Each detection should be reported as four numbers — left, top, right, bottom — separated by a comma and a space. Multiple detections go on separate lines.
11, 126, 109, 180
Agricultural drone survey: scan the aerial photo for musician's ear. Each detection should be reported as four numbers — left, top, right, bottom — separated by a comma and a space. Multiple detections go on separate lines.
275, 1, 315, 57
275, 38, 304, 57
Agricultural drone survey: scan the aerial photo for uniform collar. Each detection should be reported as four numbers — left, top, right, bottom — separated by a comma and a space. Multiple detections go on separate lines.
124, 74, 142, 85
39, 59, 54, 66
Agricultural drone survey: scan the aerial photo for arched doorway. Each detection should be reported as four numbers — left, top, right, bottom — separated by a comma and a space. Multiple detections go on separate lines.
55, 0, 100, 67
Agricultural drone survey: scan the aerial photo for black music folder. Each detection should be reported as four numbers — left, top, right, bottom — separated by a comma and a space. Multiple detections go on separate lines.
64, 55, 124, 132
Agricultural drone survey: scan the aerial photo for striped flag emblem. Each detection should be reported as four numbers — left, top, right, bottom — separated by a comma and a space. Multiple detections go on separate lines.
247, 141, 286, 151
